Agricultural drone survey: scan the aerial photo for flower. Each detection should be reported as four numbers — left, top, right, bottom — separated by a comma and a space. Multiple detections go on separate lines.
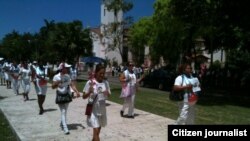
188, 92, 198, 105
88, 71, 96, 85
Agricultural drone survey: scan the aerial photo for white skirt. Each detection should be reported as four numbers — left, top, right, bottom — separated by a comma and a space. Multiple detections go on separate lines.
4, 72, 10, 81
87, 100, 107, 128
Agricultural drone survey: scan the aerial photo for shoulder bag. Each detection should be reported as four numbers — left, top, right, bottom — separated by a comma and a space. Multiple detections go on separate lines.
55, 86, 72, 104
169, 75, 184, 101
85, 94, 98, 116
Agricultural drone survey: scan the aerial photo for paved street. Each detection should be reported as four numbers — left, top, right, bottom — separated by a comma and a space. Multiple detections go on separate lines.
0, 74, 175, 141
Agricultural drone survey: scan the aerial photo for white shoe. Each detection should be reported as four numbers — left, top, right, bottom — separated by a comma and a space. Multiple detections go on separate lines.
64, 130, 70, 135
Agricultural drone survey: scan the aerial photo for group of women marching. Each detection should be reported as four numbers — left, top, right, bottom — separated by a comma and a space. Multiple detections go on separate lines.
0, 60, 138, 141
1, 58, 200, 141
0, 60, 50, 114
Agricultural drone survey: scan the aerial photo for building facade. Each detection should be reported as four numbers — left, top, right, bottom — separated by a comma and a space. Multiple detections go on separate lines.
90, 0, 129, 65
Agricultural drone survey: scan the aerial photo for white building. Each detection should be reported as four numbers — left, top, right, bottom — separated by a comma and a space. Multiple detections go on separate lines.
90, 0, 128, 65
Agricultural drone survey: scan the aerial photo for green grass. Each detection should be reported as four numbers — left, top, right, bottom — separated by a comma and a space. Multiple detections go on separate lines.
77, 80, 250, 124
0, 110, 16, 141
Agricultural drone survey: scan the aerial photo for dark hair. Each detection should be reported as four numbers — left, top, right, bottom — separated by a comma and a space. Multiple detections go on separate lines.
95, 63, 105, 74
178, 63, 191, 74
127, 61, 134, 66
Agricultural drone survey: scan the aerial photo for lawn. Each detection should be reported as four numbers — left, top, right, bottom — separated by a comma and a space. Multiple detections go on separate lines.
77, 80, 250, 124
0, 109, 16, 141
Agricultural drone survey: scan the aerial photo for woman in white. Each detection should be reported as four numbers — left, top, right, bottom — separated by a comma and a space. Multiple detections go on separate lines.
52, 63, 80, 135
9, 61, 20, 95
19, 62, 31, 101
82, 64, 111, 141
3, 61, 12, 89
173, 63, 199, 125
35, 62, 49, 115
119, 62, 138, 118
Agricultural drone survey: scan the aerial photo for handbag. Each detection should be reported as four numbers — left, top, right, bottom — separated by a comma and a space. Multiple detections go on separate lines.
120, 83, 132, 98
55, 86, 72, 104
85, 95, 98, 116
169, 89, 184, 101
169, 75, 184, 101
188, 92, 198, 105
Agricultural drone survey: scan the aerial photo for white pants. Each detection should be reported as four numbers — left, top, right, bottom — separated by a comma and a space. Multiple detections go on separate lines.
21, 79, 30, 93
175, 101, 195, 125
58, 103, 69, 132
4, 72, 10, 81
12, 78, 20, 94
122, 94, 135, 116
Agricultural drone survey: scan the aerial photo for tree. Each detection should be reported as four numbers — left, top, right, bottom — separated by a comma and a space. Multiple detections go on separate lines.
128, 17, 153, 64
149, 0, 190, 65
0, 31, 21, 61
37, 19, 56, 62
0, 20, 92, 64
169, 0, 250, 53
0, 31, 34, 61
38, 20, 92, 63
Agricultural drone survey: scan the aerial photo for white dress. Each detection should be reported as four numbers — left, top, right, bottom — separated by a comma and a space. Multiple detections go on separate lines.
120, 70, 137, 98
3, 62, 11, 81
83, 79, 111, 128
20, 67, 31, 93
35, 67, 48, 95
53, 73, 71, 94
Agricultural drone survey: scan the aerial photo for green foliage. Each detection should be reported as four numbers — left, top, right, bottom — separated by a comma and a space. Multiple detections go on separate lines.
169, 0, 250, 52
105, 0, 133, 16
128, 17, 153, 64
0, 20, 92, 63
225, 49, 250, 88
210, 60, 221, 70
43, 20, 92, 63
150, 0, 188, 65
127, 0, 250, 71
227, 49, 250, 71
0, 31, 34, 61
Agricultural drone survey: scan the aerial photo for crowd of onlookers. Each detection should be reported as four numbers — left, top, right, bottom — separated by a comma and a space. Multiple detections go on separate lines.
106, 64, 144, 80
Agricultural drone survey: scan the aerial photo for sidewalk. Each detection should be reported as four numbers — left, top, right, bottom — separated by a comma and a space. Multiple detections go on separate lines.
0, 82, 175, 141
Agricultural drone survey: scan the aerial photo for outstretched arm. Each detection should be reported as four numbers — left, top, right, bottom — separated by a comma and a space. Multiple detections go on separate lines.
82, 81, 94, 99
52, 80, 61, 89
70, 82, 80, 98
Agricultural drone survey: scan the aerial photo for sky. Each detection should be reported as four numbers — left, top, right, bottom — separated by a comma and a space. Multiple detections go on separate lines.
0, 0, 155, 40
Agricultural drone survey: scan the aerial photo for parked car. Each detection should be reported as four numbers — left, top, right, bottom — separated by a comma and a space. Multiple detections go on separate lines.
140, 68, 176, 91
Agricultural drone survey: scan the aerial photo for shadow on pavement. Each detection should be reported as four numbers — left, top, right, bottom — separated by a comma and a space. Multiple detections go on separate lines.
68, 123, 85, 130
27, 98, 37, 101
106, 103, 111, 106
44, 108, 57, 113
0, 96, 7, 100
